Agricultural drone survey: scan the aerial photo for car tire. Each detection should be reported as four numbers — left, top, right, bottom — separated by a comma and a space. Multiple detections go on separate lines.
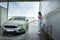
23, 30, 26, 33
2, 31, 7, 35
22, 29, 26, 33
20, 30, 26, 34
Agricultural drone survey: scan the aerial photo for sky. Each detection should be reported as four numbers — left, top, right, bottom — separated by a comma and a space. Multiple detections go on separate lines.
0, 2, 39, 19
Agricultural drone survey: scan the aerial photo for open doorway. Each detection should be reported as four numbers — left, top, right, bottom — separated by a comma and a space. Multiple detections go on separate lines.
8, 2, 39, 27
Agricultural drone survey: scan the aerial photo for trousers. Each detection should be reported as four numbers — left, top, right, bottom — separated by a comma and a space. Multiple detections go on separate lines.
38, 19, 42, 30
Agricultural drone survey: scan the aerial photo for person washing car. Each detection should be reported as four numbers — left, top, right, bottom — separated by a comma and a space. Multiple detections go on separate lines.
38, 12, 42, 33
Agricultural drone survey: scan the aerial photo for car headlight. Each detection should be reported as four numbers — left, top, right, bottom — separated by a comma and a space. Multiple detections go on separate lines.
17, 24, 23, 29
17, 24, 23, 27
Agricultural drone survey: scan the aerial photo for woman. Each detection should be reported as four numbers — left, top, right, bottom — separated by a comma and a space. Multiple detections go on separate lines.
38, 12, 42, 33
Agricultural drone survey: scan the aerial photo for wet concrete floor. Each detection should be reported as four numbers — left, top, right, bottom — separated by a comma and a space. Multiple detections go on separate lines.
0, 25, 54, 40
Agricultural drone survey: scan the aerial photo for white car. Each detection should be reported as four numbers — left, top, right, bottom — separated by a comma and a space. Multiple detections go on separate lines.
2, 16, 29, 34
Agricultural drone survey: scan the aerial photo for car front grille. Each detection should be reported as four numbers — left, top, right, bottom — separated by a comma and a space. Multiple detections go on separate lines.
4, 25, 17, 28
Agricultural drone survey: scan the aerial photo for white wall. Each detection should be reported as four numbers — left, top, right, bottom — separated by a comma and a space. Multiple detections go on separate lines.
39, 1, 60, 40
0, 6, 7, 26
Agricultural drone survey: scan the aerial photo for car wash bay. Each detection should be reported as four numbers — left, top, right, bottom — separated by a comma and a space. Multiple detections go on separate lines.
0, 7, 53, 40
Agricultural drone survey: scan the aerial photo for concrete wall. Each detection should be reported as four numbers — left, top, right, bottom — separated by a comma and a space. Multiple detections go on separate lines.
42, 0, 60, 1
40, 1, 60, 16
39, 1, 60, 40
0, 6, 7, 26
46, 8, 60, 40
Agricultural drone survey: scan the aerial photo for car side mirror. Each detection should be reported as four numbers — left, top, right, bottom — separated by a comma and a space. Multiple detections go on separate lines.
9, 19, 11, 20
26, 20, 29, 21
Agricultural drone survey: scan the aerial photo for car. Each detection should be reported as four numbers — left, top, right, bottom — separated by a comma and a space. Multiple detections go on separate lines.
2, 16, 29, 34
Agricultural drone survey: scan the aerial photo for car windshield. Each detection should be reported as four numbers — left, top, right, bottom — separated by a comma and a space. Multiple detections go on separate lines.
9, 17, 26, 20
4, 25, 17, 28
14, 17, 25, 20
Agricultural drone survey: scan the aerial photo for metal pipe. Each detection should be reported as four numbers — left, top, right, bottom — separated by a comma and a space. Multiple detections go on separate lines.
7, 1, 9, 20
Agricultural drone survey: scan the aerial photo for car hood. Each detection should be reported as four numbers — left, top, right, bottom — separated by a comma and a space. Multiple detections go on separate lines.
4, 20, 26, 26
